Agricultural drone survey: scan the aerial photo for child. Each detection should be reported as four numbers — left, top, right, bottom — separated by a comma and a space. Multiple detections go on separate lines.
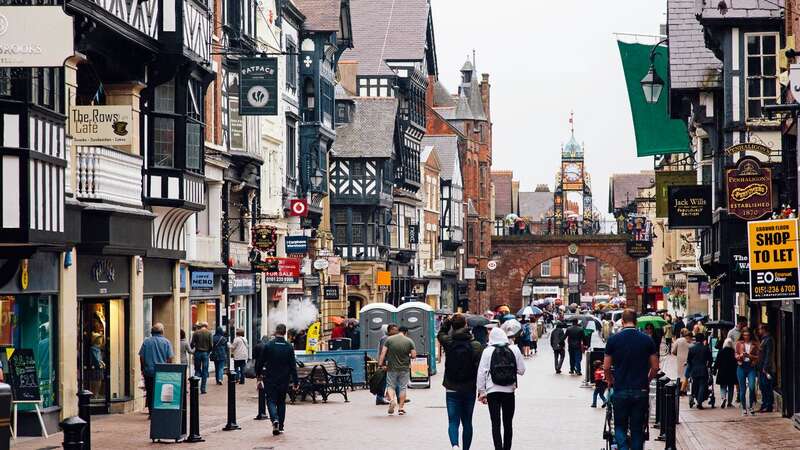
591, 360, 607, 408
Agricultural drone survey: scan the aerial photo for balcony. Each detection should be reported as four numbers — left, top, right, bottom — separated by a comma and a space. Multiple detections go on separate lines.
76, 145, 143, 207
145, 168, 204, 211
66, 0, 159, 50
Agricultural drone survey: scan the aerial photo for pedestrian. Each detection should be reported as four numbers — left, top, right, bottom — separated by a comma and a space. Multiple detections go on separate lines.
757, 324, 774, 413
590, 360, 608, 408
255, 324, 298, 436
713, 338, 737, 409
530, 320, 539, 355
138, 323, 174, 415
378, 322, 416, 415
293, 328, 307, 351
345, 320, 361, 350
477, 326, 526, 450
437, 313, 483, 450
179, 329, 193, 375
331, 317, 346, 340
566, 319, 585, 376
687, 333, 712, 409
663, 316, 673, 353
211, 326, 228, 385
726, 316, 747, 343
374, 324, 396, 405
671, 328, 692, 395
603, 309, 659, 450
229, 328, 249, 385
735, 327, 760, 415
672, 315, 686, 339
550, 322, 566, 374
519, 320, 532, 358
643, 323, 657, 347
190, 322, 213, 393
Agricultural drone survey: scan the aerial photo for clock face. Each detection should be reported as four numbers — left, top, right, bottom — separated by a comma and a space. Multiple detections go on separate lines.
564, 163, 582, 183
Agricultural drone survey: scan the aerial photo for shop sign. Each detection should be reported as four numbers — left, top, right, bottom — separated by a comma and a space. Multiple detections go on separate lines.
191, 271, 214, 290
239, 57, 278, 116
257, 257, 301, 284
476, 278, 487, 291
91, 259, 116, 283
228, 73, 244, 150
70, 105, 133, 146
290, 199, 308, 217
230, 274, 255, 295
6, 348, 40, 402
252, 224, 277, 255
730, 248, 750, 291
532, 286, 559, 295
655, 171, 695, 218
346, 274, 361, 286
313, 258, 329, 270
285, 236, 308, 254
376, 271, 391, 286
687, 274, 708, 283
408, 224, 419, 244
724, 142, 772, 157
727, 157, 772, 221
667, 185, 712, 228
0, 7, 73, 67
323, 285, 339, 300
747, 218, 800, 301
626, 240, 652, 258
699, 282, 711, 295
19, 259, 28, 290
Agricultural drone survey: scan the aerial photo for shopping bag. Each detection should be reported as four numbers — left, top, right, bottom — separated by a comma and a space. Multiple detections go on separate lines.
368, 367, 387, 395
244, 359, 257, 379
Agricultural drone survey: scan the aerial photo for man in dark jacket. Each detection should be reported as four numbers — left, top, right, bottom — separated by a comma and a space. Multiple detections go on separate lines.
255, 324, 298, 435
686, 333, 713, 409
437, 314, 483, 450
565, 321, 586, 376
550, 324, 566, 374
672, 316, 686, 339
757, 325, 775, 412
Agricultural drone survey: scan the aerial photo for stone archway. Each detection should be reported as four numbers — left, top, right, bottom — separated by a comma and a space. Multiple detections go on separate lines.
489, 235, 640, 311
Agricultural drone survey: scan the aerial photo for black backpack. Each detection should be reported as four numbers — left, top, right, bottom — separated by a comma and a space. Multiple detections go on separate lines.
490, 344, 517, 386
445, 339, 476, 383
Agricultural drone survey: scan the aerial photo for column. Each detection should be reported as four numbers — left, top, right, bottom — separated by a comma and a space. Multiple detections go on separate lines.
58, 249, 79, 418
130, 256, 145, 411
104, 83, 145, 155
168, 262, 182, 359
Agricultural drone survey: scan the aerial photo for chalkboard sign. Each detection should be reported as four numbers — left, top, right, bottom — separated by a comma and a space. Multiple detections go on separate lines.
7, 349, 40, 402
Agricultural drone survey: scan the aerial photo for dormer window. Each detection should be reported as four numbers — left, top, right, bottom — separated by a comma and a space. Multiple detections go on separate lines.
337, 103, 351, 124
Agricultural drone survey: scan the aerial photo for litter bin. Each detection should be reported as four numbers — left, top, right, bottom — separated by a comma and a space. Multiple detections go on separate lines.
359, 303, 398, 350
397, 302, 436, 375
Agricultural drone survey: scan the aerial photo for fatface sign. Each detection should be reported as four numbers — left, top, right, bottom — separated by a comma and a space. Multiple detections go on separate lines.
70, 105, 133, 145
747, 219, 800, 301
239, 57, 278, 116
667, 185, 712, 229
727, 157, 772, 221
0, 7, 73, 67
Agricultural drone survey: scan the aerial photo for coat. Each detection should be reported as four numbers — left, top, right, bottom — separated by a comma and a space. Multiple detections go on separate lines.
686, 343, 712, 378
672, 337, 691, 378
255, 336, 298, 390
437, 327, 483, 392
735, 340, 760, 366
713, 347, 738, 386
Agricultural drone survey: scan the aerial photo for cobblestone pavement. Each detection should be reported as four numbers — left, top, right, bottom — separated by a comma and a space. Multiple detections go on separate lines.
14, 335, 800, 450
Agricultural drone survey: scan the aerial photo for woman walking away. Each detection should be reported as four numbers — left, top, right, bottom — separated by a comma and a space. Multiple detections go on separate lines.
663, 315, 673, 353
212, 327, 228, 385
735, 328, 760, 415
230, 328, 249, 384
671, 329, 692, 395
179, 329, 194, 375
714, 338, 737, 408
477, 327, 526, 450
590, 360, 607, 408
519, 320, 532, 358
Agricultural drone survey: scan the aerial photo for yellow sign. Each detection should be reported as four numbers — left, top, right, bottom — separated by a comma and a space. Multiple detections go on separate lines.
747, 218, 800, 301
305, 321, 320, 353
19, 259, 28, 290
376, 271, 391, 286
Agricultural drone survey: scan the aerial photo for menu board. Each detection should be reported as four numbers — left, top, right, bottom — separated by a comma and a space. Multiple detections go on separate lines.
7, 348, 40, 402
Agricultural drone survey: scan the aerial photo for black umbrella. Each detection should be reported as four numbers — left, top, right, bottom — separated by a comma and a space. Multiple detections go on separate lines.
705, 320, 735, 329
564, 314, 603, 331
466, 314, 490, 328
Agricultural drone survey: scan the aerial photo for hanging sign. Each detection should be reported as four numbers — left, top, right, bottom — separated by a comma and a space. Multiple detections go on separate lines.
257, 257, 301, 284
252, 224, 278, 254
346, 274, 361, 286
376, 271, 391, 286
70, 105, 133, 145
0, 6, 73, 67
626, 240, 652, 258
727, 157, 772, 221
290, 199, 309, 217
323, 285, 339, 300
408, 224, 419, 244
668, 185, 712, 228
476, 278, 487, 291
730, 248, 750, 292
790, 64, 800, 102
655, 171, 695, 218
19, 259, 28, 290
285, 236, 308, 254
747, 218, 800, 301
239, 57, 278, 115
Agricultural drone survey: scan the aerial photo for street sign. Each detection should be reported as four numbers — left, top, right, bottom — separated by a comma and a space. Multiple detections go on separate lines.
487, 261, 497, 271
313, 258, 329, 270
626, 240, 652, 258
727, 157, 772, 221
290, 199, 308, 217
285, 235, 308, 254
747, 218, 800, 301
476, 278, 487, 291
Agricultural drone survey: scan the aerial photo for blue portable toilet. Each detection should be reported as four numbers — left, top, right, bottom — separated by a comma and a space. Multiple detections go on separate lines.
397, 301, 436, 375
359, 303, 398, 350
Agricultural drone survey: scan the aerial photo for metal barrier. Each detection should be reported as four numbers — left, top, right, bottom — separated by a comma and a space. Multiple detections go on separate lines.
186, 377, 204, 443
60, 416, 86, 450
654, 375, 670, 431
77, 390, 92, 450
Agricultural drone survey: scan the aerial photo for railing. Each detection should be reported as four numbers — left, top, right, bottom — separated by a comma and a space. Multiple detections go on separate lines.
495, 219, 625, 237
76, 145, 143, 207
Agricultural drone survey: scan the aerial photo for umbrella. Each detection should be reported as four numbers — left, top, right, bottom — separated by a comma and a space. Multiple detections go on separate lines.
706, 320, 735, 329
517, 305, 543, 317
637, 316, 667, 330
610, 298, 625, 305
331, 316, 345, 326
501, 314, 516, 323
465, 314, 490, 328
564, 314, 603, 331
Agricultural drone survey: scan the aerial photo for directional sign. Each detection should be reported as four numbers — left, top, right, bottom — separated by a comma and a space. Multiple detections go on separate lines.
748, 218, 800, 301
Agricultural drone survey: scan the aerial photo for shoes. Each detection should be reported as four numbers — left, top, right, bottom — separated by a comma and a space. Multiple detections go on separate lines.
749, 408, 755, 415
569, 370, 575, 375
721, 399, 727, 409
216, 381, 223, 385
376, 399, 390, 405
556, 370, 561, 374
689, 398, 695, 408
576, 372, 582, 377
201, 390, 207, 394
279, 424, 284, 433
388, 399, 397, 415
697, 404, 704, 410
590, 404, 596, 408
272, 421, 280, 436
602, 403, 607, 408
742, 409, 748, 416
405, 398, 411, 403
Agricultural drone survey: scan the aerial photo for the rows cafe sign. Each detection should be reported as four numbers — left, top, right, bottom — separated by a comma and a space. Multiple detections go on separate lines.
70, 105, 133, 146
0, 7, 73, 67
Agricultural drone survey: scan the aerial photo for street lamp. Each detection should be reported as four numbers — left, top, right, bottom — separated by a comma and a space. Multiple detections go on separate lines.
640, 38, 668, 104
310, 168, 324, 190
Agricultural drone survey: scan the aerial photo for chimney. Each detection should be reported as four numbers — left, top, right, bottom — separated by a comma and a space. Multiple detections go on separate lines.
480, 73, 491, 121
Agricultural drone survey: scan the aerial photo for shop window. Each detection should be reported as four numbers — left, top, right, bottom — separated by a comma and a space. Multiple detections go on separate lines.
745, 33, 779, 120
153, 117, 175, 168
334, 208, 347, 244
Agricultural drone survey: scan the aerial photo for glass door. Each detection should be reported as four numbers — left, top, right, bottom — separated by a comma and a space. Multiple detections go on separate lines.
80, 300, 110, 409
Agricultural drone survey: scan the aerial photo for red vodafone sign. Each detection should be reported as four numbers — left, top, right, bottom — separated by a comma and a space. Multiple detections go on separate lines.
290, 199, 308, 217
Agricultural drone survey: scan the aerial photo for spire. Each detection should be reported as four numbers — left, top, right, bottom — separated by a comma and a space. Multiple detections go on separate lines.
569, 110, 574, 136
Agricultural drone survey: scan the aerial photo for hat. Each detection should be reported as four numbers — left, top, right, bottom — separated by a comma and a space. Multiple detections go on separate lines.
500, 319, 521, 337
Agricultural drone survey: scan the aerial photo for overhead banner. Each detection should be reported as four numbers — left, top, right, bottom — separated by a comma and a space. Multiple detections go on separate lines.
747, 219, 800, 301
0, 6, 73, 67
655, 171, 695, 217
727, 157, 772, 220
239, 57, 278, 115
617, 41, 690, 157
70, 105, 133, 145
285, 236, 308, 254
668, 185, 712, 228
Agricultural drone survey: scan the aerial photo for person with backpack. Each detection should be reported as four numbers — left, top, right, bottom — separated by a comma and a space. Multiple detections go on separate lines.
437, 314, 483, 450
550, 323, 566, 374
211, 327, 228, 384
477, 326, 526, 450
519, 320, 532, 358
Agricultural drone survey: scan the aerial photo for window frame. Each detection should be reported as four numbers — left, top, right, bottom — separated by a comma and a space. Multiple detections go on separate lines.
541, 260, 551, 277
744, 31, 779, 121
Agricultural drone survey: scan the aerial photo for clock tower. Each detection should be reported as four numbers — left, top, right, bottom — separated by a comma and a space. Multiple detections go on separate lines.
554, 113, 594, 234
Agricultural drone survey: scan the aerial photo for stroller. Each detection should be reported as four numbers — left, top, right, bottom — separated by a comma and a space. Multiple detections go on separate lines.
688, 365, 716, 408
602, 392, 650, 450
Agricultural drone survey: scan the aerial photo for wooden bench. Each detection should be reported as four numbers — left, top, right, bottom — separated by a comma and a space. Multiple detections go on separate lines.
290, 360, 350, 404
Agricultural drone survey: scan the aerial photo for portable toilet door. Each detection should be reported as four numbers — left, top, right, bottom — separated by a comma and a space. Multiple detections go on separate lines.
358, 303, 398, 350
397, 301, 436, 374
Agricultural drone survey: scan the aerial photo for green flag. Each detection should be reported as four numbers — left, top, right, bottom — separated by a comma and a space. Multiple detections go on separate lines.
617, 41, 690, 157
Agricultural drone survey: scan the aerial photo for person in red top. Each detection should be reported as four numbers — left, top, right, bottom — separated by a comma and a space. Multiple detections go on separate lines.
331, 317, 347, 340
591, 360, 608, 408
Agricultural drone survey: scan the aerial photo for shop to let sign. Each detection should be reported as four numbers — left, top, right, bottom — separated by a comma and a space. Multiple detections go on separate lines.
747, 218, 800, 301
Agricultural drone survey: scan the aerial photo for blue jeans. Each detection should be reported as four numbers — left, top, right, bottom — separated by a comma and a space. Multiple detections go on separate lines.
446, 391, 476, 450
568, 348, 583, 373
611, 389, 649, 450
758, 370, 774, 410
214, 359, 226, 383
194, 351, 210, 392
592, 383, 607, 406
737, 362, 757, 409
265, 385, 288, 426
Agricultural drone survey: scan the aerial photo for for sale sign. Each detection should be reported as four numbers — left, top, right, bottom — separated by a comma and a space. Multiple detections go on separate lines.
747, 218, 800, 301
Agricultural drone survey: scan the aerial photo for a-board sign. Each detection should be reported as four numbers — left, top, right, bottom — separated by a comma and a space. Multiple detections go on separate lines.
7, 348, 40, 402
747, 219, 800, 301
150, 363, 187, 441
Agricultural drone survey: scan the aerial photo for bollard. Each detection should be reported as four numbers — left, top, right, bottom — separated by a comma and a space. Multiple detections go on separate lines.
255, 383, 268, 420
222, 369, 240, 431
60, 416, 86, 450
77, 390, 92, 449
186, 377, 204, 443
655, 375, 670, 439
663, 380, 677, 450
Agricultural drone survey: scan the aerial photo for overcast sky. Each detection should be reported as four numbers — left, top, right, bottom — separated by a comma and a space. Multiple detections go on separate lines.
432, 0, 666, 214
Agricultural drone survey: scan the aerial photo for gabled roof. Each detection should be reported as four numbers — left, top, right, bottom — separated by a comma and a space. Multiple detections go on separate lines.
293, 0, 342, 31
421, 145, 441, 172
608, 171, 655, 211
342, 0, 430, 76
422, 135, 460, 182
331, 98, 398, 158
454, 94, 474, 120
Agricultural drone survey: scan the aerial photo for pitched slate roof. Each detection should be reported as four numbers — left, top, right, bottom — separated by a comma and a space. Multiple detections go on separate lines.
331, 97, 398, 158
608, 171, 655, 211
422, 135, 460, 182
342, 0, 430, 76
519, 191, 554, 220
454, 94, 474, 120
433, 80, 455, 107
491, 171, 514, 217
697, 0, 782, 21
293, 0, 342, 31
667, 0, 721, 90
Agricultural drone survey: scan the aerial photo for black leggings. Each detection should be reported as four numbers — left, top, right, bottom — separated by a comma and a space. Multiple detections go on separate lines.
487, 392, 515, 450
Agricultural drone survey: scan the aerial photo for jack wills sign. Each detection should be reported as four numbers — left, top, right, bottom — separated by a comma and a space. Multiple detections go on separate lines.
668, 185, 711, 229
726, 157, 772, 221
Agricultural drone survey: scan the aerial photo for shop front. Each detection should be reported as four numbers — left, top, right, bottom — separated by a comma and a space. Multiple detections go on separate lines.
189, 269, 222, 331
230, 273, 259, 356
143, 258, 175, 341
77, 255, 132, 414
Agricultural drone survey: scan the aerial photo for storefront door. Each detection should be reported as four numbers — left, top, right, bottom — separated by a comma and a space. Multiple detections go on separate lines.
79, 299, 127, 412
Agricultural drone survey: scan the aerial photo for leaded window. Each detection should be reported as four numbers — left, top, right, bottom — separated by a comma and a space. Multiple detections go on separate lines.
745, 32, 779, 120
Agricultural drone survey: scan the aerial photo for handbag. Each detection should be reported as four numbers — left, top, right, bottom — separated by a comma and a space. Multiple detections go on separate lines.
368, 367, 387, 395
244, 359, 257, 379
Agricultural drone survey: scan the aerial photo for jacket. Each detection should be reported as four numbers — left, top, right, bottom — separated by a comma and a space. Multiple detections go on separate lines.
477, 328, 526, 395
437, 325, 483, 392
229, 336, 249, 361
255, 336, 298, 388
190, 328, 212, 352
566, 325, 586, 350
211, 331, 227, 361
713, 347, 738, 386
758, 335, 774, 372
550, 327, 566, 351
735, 340, 760, 366
671, 337, 691, 378
686, 343, 712, 378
